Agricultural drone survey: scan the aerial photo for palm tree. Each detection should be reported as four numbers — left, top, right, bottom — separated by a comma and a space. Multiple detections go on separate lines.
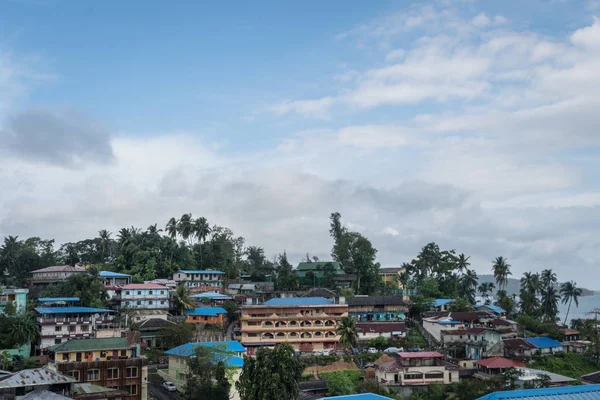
336, 316, 359, 351
8, 312, 39, 346
541, 269, 557, 290
456, 253, 471, 273
560, 281, 582, 325
459, 269, 478, 303
541, 286, 561, 323
98, 230, 111, 262
165, 217, 178, 239
177, 214, 195, 246
173, 284, 194, 315
193, 217, 211, 268
492, 257, 511, 291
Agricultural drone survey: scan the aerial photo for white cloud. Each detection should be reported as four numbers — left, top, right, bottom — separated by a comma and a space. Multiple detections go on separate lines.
472, 13, 491, 27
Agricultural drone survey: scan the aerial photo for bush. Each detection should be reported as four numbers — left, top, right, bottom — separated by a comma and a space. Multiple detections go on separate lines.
368, 336, 389, 350
303, 355, 340, 367
356, 353, 380, 363
530, 353, 599, 378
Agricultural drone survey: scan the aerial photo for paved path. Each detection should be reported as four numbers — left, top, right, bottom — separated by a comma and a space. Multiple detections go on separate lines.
149, 383, 179, 400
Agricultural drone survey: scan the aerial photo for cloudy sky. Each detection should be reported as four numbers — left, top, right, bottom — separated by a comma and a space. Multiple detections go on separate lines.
1, 0, 599, 287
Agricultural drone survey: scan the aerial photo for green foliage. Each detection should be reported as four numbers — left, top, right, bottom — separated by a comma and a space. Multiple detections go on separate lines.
223, 300, 239, 323
325, 371, 355, 396
355, 353, 380, 363
530, 353, 600, 378
560, 281, 582, 325
336, 316, 359, 350
157, 323, 195, 350
367, 336, 389, 350
419, 277, 442, 299
2, 301, 16, 316
408, 295, 432, 319
275, 251, 299, 291
41, 266, 108, 308
0, 312, 38, 349
302, 355, 340, 366
182, 344, 233, 400
492, 256, 512, 291
355, 380, 398, 397
503, 367, 523, 390
237, 343, 303, 400
0, 236, 58, 287
449, 298, 472, 312
515, 314, 564, 340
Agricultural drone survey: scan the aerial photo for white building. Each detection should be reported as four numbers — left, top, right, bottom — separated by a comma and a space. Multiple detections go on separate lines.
120, 283, 170, 310
173, 270, 224, 291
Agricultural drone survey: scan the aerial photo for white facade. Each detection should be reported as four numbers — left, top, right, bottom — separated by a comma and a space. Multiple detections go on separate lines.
120, 285, 169, 310
37, 309, 114, 349
172, 270, 224, 289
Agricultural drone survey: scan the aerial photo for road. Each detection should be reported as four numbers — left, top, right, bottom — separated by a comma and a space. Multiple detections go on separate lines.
149, 383, 179, 400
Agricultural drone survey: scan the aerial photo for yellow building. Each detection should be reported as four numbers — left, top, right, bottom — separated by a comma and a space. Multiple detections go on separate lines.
240, 297, 348, 353
379, 267, 406, 287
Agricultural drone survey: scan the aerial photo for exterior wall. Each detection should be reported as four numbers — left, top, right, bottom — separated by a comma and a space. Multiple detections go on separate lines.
423, 320, 464, 342
358, 331, 406, 340
30, 271, 85, 286
173, 272, 223, 289
37, 312, 114, 349
120, 288, 169, 310
376, 365, 458, 386
240, 304, 348, 352
55, 349, 135, 363
185, 314, 224, 326
349, 309, 407, 322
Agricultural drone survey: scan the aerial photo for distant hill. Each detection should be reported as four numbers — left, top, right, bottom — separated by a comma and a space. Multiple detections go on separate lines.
477, 274, 596, 297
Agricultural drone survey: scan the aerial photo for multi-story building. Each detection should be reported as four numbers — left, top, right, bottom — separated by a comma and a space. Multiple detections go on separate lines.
379, 267, 405, 286
119, 284, 169, 310
376, 352, 459, 390
240, 297, 348, 353
30, 265, 87, 287
172, 270, 224, 291
191, 292, 233, 306
185, 307, 227, 327
348, 296, 408, 322
440, 328, 504, 360
0, 287, 28, 313
100, 271, 132, 299
35, 306, 114, 350
47, 335, 148, 400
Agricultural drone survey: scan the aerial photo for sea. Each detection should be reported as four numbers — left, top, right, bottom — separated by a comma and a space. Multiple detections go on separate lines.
558, 292, 600, 324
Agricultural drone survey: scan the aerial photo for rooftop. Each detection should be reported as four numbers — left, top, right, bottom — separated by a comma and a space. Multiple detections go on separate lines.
356, 322, 406, 334
191, 292, 232, 299
379, 267, 405, 274
475, 357, 525, 369
477, 384, 600, 400
165, 341, 246, 357
581, 371, 600, 384
184, 307, 227, 316
48, 337, 130, 353
38, 297, 79, 303
516, 368, 575, 384
398, 351, 444, 359
35, 307, 112, 314
264, 297, 333, 306
560, 328, 580, 336
503, 338, 537, 351
178, 270, 225, 274
121, 283, 169, 289
21, 389, 73, 400
433, 299, 455, 307
478, 304, 506, 314
31, 265, 86, 274
524, 337, 564, 349
348, 295, 406, 306
304, 288, 336, 298
322, 395, 394, 400
0, 367, 77, 389
295, 261, 342, 271
99, 271, 132, 278
139, 318, 174, 330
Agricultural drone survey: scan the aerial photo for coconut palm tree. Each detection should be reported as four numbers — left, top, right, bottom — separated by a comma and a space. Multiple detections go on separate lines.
541, 285, 561, 322
560, 281, 582, 325
8, 312, 39, 346
456, 253, 471, 273
98, 230, 112, 263
165, 217, 178, 239
173, 284, 194, 315
193, 217, 211, 268
477, 282, 495, 304
336, 316, 359, 351
459, 269, 478, 303
177, 214, 195, 246
541, 269, 557, 290
492, 257, 511, 291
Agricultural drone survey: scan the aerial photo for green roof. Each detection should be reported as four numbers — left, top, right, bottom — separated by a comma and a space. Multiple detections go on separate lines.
295, 262, 342, 278
47, 337, 131, 353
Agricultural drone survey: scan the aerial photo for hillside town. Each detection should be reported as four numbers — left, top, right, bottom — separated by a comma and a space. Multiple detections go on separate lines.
1, 213, 599, 400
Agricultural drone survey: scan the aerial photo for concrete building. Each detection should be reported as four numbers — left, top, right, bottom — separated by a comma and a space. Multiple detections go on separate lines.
356, 322, 406, 341
99, 272, 132, 299
138, 318, 174, 348
0, 367, 77, 399
35, 307, 114, 350
503, 338, 537, 358
376, 352, 459, 389
47, 336, 148, 400
379, 267, 405, 287
119, 284, 169, 311
240, 297, 348, 353
172, 270, 224, 291
29, 266, 87, 288
184, 307, 227, 327
524, 337, 564, 355
348, 296, 408, 322
432, 299, 455, 312
440, 328, 504, 360
160, 341, 245, 400
422, 312, 479, 342
191, 292, 232, 306
476, 305, 507, 318
473, 357, 525, 380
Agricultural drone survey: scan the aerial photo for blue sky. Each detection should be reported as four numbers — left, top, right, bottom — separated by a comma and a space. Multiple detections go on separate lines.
1, 0, 600, 287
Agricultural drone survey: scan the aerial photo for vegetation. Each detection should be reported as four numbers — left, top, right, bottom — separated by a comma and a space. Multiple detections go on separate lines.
324, 371, 360, 396
336, 316, 359, 350
0, 312, 38, 351
530, 353, 600, 378
173, 284, 194, 315
560, 281, 582, 325
408, 380, 498, 400
157, 323, 195, 350
367, 336, 389, 350
182, 344, 232, 400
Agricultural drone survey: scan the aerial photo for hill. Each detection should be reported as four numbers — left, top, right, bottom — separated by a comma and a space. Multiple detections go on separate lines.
477, 275, 595, 296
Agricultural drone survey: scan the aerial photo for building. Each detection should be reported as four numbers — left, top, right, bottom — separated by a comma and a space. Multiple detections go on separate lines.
432, 299, 455, 312
226, 283, 257, 295
191, 292, 232, 306
35, 307, 114, 350
476, 384, 600, 400
476, 305, 507, 318
47, 336, 148, 400
473, 357, 525, 379
99, 272, 132, 299
184, 307, 227, 327
119, 283, 169, 311
348, 296, 408, 322
524, 337, 564, 355
515, 368, 575, 387
559, 328, 581, 342
357, 322, 406, 341
422, 312, 480, 342
379, 267, 405, 287
29, 266, 87, 288
580, 371, 600, 384
503, 339, 537, 358
322, 394, 394, 400
441, 328, 504, 360
0, 367, 77, 399
294, 262, 343, 281
160, 341, 246, 399
138, 318, 175, 348
240, 297, 348, 353
172, 270, 224, 291
304, 288, 346, 305
0, 288, 29, 313
376, 352, 459, 389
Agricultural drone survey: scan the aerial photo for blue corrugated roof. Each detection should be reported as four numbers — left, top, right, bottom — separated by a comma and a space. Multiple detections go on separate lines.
434, 299, 455, 307
439, 320, 463, 325
524, 336, 564, 349
264, 297, 332, 306
165, 341, 246, 358
99, 271, 131, 277
178, 270, 224, 274
322, 394, 394, 400
38, 297, 80, 302
191, 292, 232, 299
184, 307, 227, 316
35, 307, 112, 314
477, 383, 600, 399
478, 304, 506, 313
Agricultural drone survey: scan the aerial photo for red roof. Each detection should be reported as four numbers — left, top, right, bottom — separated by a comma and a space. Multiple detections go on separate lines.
561, 328, 580, 335
398, 351, 444, 359
357, 322, 406, 334
122, 283, 168, 289
474, 356, 524, 369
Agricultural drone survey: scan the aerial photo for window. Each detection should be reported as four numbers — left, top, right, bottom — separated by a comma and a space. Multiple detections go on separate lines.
87, 369, 100, 381
425, 372, 444, 379
404, 373, 422, 380
125, 291, 130, 295
107, 368, 119, 379
55, 339, 62, 345
160, 301, 165, 305
67, 370, 80, 381
127, 385, 138, 395
149, 301, 153, 305
55, 326, 62, 332
149, 290, 153, 295
137, 301, 142, 305
69, 326, 76, 333
61, 353, 69, 361
81, 325, 88, 332
100, 351, 107, 358
126, 366, 138, 378
160, 291, 164, 295
120, 350, 127, 357
137, 291, 142, 295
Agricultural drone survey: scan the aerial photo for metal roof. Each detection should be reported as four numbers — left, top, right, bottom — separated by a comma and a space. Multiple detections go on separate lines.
348, 296, 406, 307
322, 394, 394, 400
47, 337, 130, 353
477, 304, 506, 313
178, 270, 224, 274
0, 367, 77, 388
99, 271, 131, 278
34, 307, 112, 314
184, 307, 227, 316
31, 265, 86, 273
434, 299, 455, 307
165, 341, 246, 358
38, 297, 79, 303
475, 357, 525, 369
264, 297, 332, 306
524, 337, 564, 349
121, 283, 168, 289
398, 351, 444, 359
477, 384, 600, 400
191, 292, 232, 299
21, 389, 73, 400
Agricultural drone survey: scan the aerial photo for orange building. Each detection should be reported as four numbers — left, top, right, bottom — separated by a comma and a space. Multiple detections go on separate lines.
184, 307, 226, 327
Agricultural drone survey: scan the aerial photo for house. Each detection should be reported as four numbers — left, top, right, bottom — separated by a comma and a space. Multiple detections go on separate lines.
172, 270, 224, 291
440, 328, 504, 360
138, 318, 175, 348
184, 307, 227, 327
143, 279, 177, 290
356, 322, 407, 340
432, 299, 455, 312
322, 394, 395, 400
29, 266, 87, 288
333, 274, 357, 289
160, 341, 245, 399
99, 272, 132, 299
119, 284, 169, 322
0, 367, 77, 399
299, 380, 328, 398
348, 296, 408, 322
376, 352, 459, 389
35, 307, 114, 350
191, 292, 233, 306
47, 335, 148, 400
559, 328, 580, 342
563, 340, 589, 354
1, 287, 31, 358
379, 267, 405, 286
304, 288, 346, 305
487, 319, 518, 338
476, 384, 600, 400
503, 339, 537, 358
422, 312, 480, 342
524, 337, 564, 355
515, 368, 575, 387
72, 383, 129, 399
226, 283, 257, 295
473, 357, 525, 379
580, 371, 600, 384
240, 297, 348, 353
476, 305, 507, 318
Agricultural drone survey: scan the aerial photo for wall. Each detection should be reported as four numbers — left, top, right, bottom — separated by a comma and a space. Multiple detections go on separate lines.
185, 314, 224, 326
376, 365, 458, 386
55, 349, 135, 363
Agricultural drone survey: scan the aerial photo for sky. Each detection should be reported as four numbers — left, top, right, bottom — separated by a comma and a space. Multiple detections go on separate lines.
1, 0, 600, 287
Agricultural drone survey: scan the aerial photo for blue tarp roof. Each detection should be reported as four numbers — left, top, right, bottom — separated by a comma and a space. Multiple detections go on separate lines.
99, 271, 131, 277
165, 341, 246, 358
264, 297, 332, 306
178, 270, 224, 274
434, 299, 455, 307
184, 307, 227, 316
524, 337, 564, 349
191, 292, 232, 299
38, 297, 79, 302
322, 394, 394, 400
35, 307, 112, 314
477, 383, 600, 400
477, 304, 506, 313
439, 320, 463, 325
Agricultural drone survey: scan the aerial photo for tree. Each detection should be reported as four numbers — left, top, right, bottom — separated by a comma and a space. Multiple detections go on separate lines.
327, 372, 355, 396
520, 272, 541, 316
173, 284, 194, 315
223, 300, 239, 323
177, 213, 195, 246
459, 269, 477, 304
492, 256, 511, 291
158, 323, 195, 350
503, 367, 523, 390
560, 281, 582, 325
236, 343, 303, 400
368, 336, 389, 350
7, 312, 38, 346
449, 298, 471, 312
275, 251, 299, 291
456, 253, 470, 272
477, 282, 495, 304
97, 229, 112, 262
540, 285, 561, 323
419, 277, 442, 299
336, 316, 359, 351
541, 269, 557, 290
182, 344, 233, 400
495, 290, 516, 316
193, 217, 211, 268
165, 217, 178, 239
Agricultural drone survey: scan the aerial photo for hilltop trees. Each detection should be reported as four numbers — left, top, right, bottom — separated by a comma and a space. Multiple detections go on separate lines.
560, 281, 583, 325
